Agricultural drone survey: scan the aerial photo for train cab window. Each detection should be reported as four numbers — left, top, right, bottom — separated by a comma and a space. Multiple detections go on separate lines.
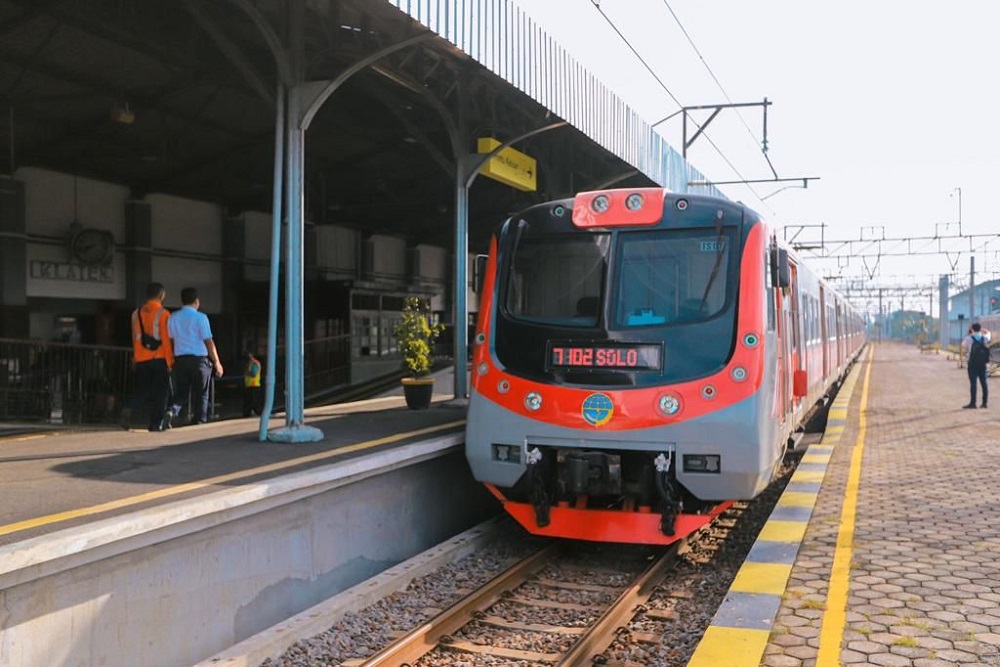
613, 229, 734, 328
504, 233, 610, 326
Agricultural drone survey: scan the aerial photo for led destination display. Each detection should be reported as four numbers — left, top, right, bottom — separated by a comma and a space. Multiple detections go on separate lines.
548, 342, 662, 371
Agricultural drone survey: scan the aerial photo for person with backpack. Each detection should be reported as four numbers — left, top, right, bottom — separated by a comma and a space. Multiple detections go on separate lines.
963, 322, 991, 409
125, 282, 174, 430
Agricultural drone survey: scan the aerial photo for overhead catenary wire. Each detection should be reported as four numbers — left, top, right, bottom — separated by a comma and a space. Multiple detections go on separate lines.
586, 0, 770, 210
659, 0, 779, 180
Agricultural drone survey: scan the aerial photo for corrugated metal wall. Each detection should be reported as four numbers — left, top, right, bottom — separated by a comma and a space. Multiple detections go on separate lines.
385, 0, 723, 198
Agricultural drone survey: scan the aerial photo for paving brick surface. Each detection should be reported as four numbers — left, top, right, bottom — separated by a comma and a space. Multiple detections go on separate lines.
762, 343, 1000, 666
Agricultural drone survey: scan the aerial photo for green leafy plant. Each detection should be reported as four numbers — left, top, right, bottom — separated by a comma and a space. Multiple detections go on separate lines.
394, 297, 444, 377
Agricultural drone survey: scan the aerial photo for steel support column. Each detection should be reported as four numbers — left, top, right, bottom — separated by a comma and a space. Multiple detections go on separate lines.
269, 0, 322, 443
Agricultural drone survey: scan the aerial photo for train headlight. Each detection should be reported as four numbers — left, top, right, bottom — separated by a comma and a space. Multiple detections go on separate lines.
731, 366, 748, 382
497, 380, 510, 394
477, 362, 489, 376
524, 392, 543, 411
625, 193, 644, 211
742, 332, 760, 348
701, 384, 717, 400
591, 195, 610, 213
658, 394, 681, 416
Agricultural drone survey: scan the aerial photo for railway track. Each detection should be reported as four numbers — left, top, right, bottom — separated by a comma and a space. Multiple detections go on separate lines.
352, 541, 679, 666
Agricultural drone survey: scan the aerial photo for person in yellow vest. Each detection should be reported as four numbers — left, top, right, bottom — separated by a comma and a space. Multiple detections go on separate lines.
242, 352, 263, 417
125, 282, 174, 431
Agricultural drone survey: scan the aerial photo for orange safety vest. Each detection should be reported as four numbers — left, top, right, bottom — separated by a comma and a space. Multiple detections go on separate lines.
131, 300, 174, 366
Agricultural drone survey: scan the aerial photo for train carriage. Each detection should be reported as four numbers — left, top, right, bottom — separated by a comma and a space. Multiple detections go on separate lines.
466, 188, 865, 545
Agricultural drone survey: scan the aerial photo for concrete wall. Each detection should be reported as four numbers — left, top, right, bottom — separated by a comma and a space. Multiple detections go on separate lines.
0, 438, 495, 667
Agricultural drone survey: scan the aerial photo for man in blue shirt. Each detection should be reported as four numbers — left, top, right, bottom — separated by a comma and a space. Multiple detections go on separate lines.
164, 287, 224, 426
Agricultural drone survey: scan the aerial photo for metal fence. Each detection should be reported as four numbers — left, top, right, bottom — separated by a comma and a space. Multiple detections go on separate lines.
0, 334, 354, 425
0, 338, 132, 424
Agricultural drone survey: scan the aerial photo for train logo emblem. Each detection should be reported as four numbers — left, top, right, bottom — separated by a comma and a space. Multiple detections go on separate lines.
582, 393, 614, 427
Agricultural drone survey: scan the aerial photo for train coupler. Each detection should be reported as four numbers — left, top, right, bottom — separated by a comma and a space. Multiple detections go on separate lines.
526, 447, 550, 527
654, 453, 681, 537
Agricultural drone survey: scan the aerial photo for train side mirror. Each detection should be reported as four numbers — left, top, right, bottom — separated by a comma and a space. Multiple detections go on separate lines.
473, 254, 489, 293
771, 248, 791, 289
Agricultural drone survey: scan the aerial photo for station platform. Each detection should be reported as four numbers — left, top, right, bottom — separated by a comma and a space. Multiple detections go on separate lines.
0, 374, 465, 547
691, 341, 1000, 666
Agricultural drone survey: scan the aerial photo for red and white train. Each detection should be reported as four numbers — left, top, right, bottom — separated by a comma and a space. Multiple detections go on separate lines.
465, 187, 865, 545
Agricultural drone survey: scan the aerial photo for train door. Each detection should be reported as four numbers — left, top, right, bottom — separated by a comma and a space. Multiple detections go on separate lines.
837, 302, 844, 369
819, 286, 829, 380
789, 264, 802, 408
778, 282, 793, 422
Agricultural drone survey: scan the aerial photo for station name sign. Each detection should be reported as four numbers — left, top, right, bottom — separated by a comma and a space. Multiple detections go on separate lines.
477, 137, 537, 192
30, 260, 114, 283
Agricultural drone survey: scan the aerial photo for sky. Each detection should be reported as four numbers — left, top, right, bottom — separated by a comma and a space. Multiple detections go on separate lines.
516, 0, 1000, 314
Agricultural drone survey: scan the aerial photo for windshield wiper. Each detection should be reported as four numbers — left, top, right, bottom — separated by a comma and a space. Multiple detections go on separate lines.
697, 210, 727, 313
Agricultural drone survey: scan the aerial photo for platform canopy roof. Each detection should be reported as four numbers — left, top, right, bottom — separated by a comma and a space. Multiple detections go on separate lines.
0, 0, 723, 249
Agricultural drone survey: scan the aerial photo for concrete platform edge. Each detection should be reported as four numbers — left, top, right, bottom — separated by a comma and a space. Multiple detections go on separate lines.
687, 351, 868, 667
0, 433, 463, 591
192, 518, 504, 667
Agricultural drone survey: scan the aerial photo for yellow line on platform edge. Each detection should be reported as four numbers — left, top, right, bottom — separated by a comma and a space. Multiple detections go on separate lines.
0, 419, 466, 538
730, 561, 793, 595
687, 626, 770, 667
816, 347, 874, 665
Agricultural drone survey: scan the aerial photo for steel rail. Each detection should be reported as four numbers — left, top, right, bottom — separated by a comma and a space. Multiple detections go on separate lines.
556, 547, 677, 666
357, 544, 559, 667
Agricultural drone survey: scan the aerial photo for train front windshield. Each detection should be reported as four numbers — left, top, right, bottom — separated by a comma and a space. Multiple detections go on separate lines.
505, 229, 733, 328
497, 222, 740, 384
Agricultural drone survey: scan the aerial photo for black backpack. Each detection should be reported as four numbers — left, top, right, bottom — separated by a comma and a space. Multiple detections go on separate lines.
134, 307, 163, 351
970, 338, 991, 367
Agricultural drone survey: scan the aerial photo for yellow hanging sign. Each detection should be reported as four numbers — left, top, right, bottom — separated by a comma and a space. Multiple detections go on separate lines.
476, 137, 537, 192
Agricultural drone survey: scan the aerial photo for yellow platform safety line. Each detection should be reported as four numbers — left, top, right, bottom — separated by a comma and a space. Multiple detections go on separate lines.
730, 561, 794, 595
801, 453, 831, 464
688, 626, 771, 667
0, 419, 467, 538
790, 470, 825, 484
778, 492, 819, 509
757, 520, 808, 543
817, 346, 874, 665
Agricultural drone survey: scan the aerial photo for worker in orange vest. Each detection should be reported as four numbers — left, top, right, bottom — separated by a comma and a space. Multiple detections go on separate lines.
125, 282, 174, 431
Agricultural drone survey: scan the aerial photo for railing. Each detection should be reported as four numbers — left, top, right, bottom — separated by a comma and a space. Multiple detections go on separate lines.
0, 338, 132, 424
0, 333, 354, 425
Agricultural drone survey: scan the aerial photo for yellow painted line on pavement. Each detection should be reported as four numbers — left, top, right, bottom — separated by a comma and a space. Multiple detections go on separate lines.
729, 562, 793, 595
0, 420, 466, 538
778, 492, 819, 509
817, 347, 874, 665
757, 520, 808, 543
802, 453, 832, 464
687, 626, 770, 667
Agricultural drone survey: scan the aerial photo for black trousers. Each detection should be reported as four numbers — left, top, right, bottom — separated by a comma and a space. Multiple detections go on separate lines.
130, 358, 170, 429
242, 386, 262, 417
968, 363, 989, 406
172, 356, 213, 423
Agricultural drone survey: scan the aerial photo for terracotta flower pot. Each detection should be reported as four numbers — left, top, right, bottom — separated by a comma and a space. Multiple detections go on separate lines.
401, 376, 434, 410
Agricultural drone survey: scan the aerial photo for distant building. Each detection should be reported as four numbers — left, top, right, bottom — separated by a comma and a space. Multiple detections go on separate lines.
946, 278, 1000, 342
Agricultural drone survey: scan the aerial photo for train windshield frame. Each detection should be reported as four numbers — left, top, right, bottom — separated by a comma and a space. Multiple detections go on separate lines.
501, 225, 738, 330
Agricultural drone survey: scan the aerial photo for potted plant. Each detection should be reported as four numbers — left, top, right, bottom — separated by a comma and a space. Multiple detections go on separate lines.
394, 296, 444, 409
